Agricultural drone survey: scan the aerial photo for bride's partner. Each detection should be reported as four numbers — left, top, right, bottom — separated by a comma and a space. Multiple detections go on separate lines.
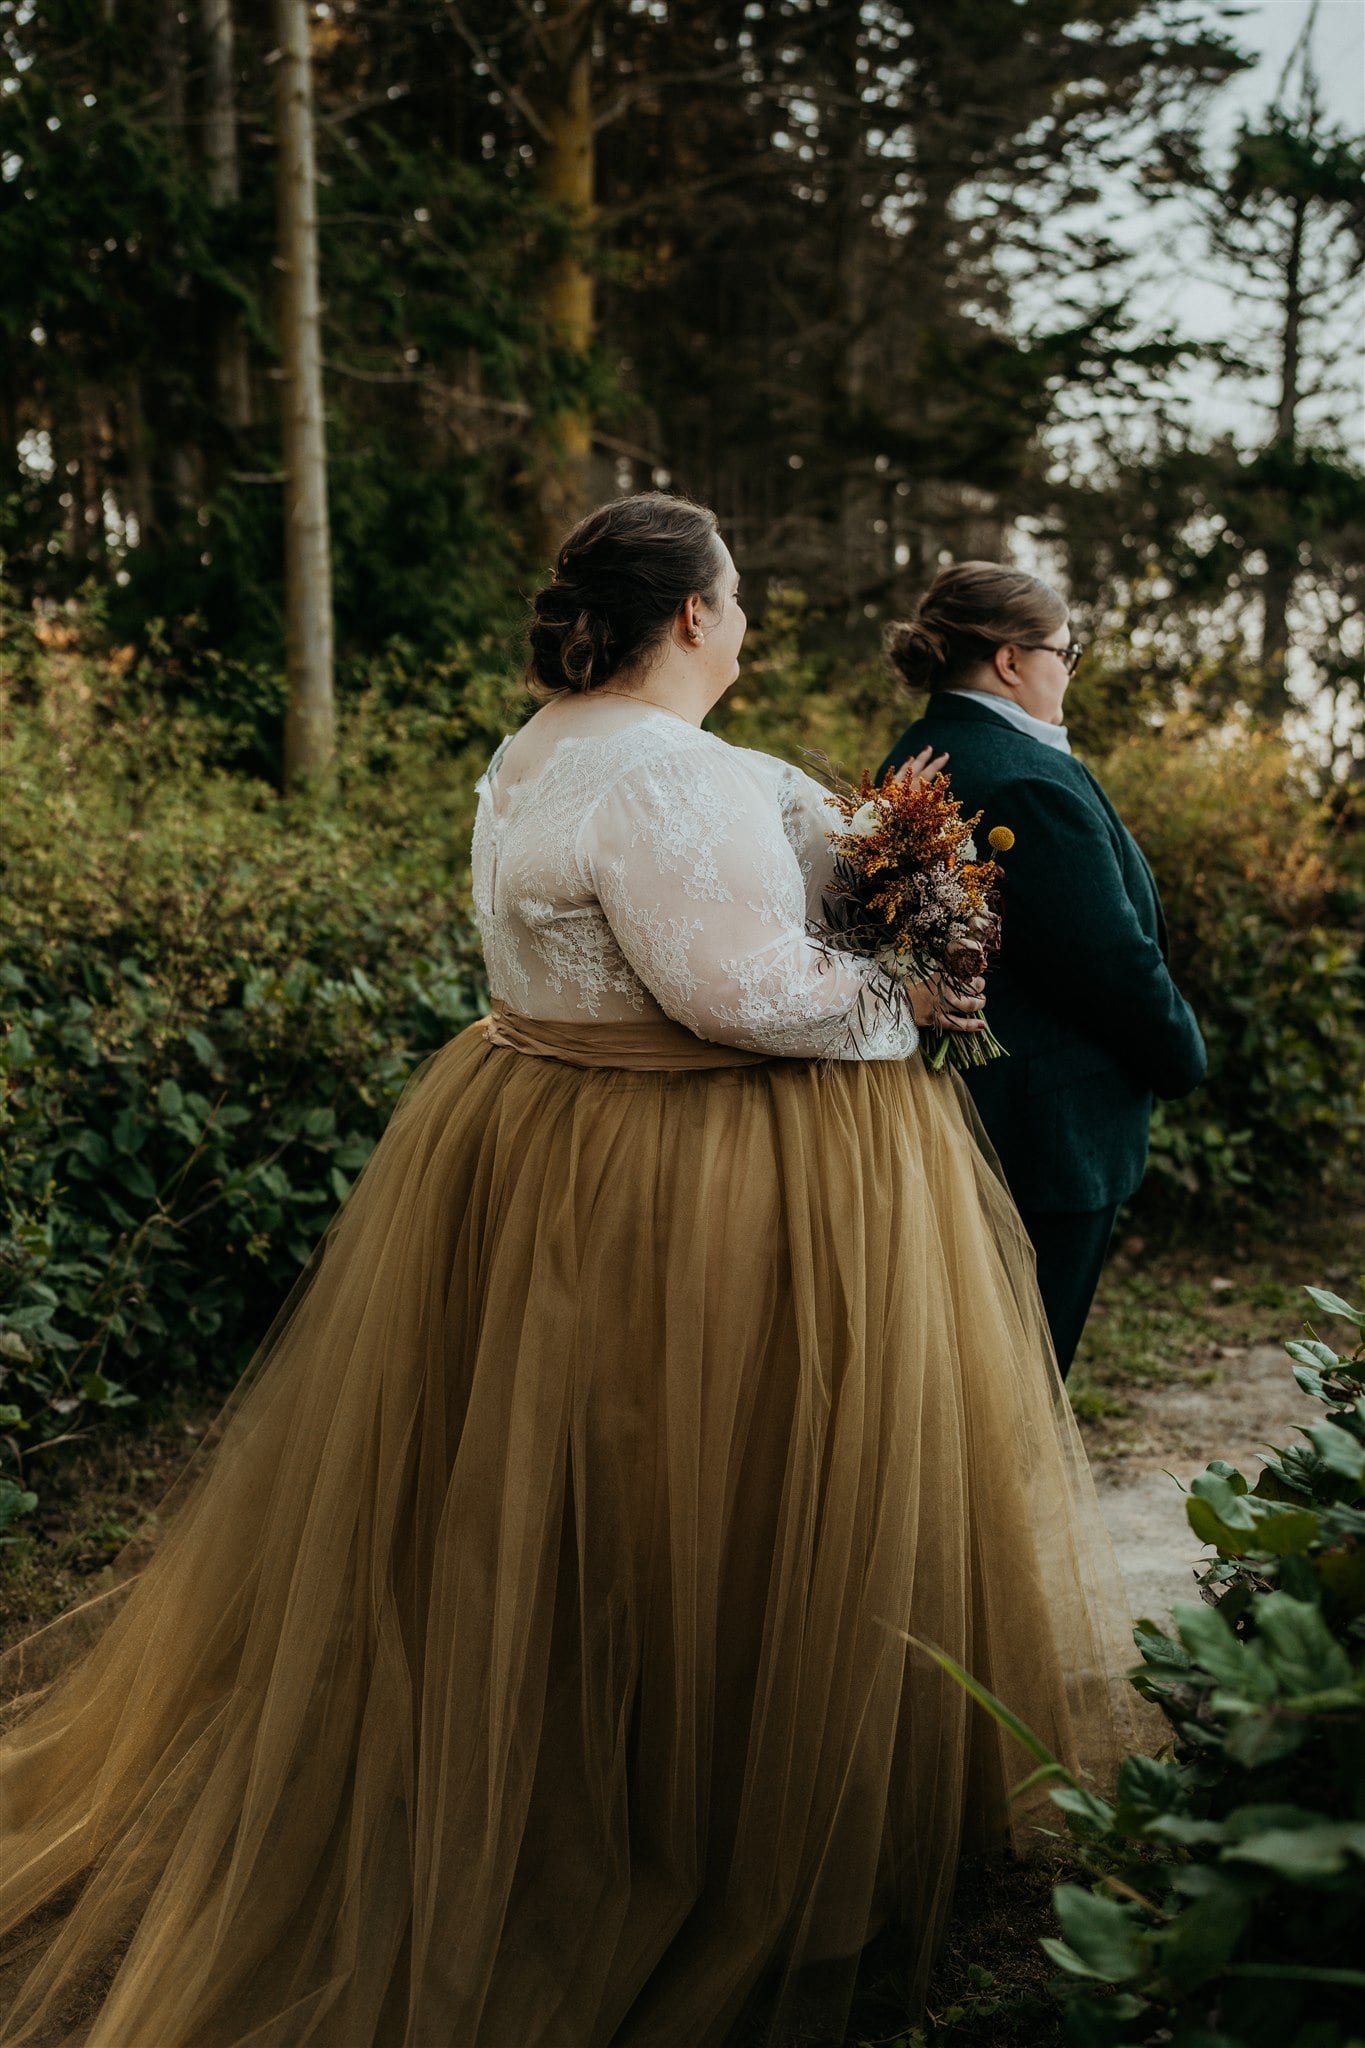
879, 563, 1207, 1378
1, 496, 1135, 2048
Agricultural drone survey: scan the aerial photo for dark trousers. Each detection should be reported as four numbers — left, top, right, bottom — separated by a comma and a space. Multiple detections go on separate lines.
1016, 1204, 1121, 1380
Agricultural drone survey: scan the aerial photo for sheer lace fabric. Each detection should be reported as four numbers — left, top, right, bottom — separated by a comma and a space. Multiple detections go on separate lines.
471, 713, 918, 1060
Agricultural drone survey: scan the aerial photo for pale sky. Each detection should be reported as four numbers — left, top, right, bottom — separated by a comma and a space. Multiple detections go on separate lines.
1124, 0, 1365, 451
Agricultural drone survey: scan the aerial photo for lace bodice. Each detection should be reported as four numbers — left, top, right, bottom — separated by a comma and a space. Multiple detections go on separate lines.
470, 713, 918, 1062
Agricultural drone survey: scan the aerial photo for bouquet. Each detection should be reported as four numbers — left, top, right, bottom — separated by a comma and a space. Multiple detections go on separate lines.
817, 762, 1015, 1073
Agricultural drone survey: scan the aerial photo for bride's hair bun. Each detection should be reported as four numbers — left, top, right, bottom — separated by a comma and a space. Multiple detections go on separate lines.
528, 593, 614, 694
885, 562, 1069, 695
526, 492, 723, 699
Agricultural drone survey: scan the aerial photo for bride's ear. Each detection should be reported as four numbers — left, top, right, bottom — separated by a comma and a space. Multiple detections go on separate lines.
679, 595, 707, 646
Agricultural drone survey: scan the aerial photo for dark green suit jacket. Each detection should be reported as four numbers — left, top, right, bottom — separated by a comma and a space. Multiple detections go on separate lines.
879, 693, 1206, 1212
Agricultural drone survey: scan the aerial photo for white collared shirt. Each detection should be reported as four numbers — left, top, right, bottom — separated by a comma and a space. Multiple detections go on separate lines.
946, 688, 1072, 754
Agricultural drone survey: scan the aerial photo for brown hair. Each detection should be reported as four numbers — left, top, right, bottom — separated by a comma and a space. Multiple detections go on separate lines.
526, 493, 724, 697
885, 561, 1067, 693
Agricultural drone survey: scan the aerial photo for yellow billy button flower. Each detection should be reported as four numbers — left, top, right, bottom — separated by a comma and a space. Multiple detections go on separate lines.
987, 826, 1015, 853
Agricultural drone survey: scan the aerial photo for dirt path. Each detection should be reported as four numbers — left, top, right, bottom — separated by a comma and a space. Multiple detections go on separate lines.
1089, 1339, 1304, 1624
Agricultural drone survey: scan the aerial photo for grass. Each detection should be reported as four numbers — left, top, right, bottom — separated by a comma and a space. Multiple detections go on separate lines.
1068, 1204, 1363, 1453
0, 1384, 224, 1649
850, 1850, 1071, 2046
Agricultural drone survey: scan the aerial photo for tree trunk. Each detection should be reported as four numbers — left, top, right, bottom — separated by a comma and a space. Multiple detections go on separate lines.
157, 0, 186, 140
201, 0, 253, 433
121, 369, 155, 544
1259, 193, 1306, 707
529, 0, 596, 570
273, 0, 335, 792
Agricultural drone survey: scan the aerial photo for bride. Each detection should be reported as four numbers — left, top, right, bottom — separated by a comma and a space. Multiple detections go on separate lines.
0, 492, 1135, 2047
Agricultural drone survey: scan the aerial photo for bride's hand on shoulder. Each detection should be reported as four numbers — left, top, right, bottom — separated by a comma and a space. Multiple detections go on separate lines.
908, 973, 987, 1034
895, 744, 949, 789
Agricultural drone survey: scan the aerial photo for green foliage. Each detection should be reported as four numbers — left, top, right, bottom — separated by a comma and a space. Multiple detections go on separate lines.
0, 682, 491, 1525
924, 1283, 1365, 2048
1097, 725, 1364, 1218
706, 587, 907, 773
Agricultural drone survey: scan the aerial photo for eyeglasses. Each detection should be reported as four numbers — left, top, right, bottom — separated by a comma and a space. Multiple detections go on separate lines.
1015, 640, 1083, 676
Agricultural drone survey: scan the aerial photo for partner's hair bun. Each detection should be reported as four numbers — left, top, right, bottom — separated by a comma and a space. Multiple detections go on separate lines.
884, 618, 949, 690
885, 563, 1068, 695
527, 588, 615, 695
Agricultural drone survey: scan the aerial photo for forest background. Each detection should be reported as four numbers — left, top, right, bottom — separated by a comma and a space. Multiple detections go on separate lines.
2, 8, 1365, 2041
0, 0, 1363, 1516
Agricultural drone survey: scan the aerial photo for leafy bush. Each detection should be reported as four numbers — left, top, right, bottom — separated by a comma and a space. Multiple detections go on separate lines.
0, 680, 495, 1532
1097, 726, 1364, 1219
932, 1283, 1365, 2048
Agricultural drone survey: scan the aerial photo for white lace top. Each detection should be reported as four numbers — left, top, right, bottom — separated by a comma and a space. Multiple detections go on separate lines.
471, 711, 919, 1062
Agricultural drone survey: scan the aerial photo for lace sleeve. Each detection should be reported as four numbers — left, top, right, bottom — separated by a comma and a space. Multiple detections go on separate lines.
582, 740, 918, 1061
742, 752, 845, 922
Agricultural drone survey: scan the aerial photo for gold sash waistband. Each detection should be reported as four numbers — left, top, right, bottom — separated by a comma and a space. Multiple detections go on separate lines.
481, 1000, 769, 1072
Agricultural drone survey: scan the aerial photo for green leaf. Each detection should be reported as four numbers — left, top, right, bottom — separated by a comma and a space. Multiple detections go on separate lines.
1051, 1786, 1117, 1837
1223, 1820, 1365, 1881
1254, 1591, 1351, 1693
1049, 1886, 1146, 1983
79, 1372, 138, 1411
0, 1478, 38, 1533
1191, 1498, 1320, 1557
0, 1403, 24, 1427
1115, 1754, 1189, 1822
1147, 1813, 1229, 1849
1224, 1712, 1308, 1769
66, 1127, 112, 1169
1157, 1882, 1252, 1994
1187, 1497, 1255, 1554
1190, 1470, 1258, 1530
1304, 1287, 1365, 1330
156, 1078, 185, 1117
1286, 1338, 1340, 1373
111, 1107, 147, 1156
1306, 1418, 1365, 1482
1, 1304, 54, 1334
116, 1157, 158, 1203
185, 1026, 218, 1067
1134, 1617, 1192, 1670
1174, 1600, 1269, 1692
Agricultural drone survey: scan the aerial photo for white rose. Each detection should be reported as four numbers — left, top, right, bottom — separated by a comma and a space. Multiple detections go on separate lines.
849, 800, 882, 836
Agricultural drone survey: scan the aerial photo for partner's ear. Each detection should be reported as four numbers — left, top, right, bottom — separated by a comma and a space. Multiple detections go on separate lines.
993, 642, 1024, 693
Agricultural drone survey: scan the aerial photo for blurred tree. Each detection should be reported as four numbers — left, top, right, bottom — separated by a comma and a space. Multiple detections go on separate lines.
525, 0, 599, 568
592, 0, 1246, 621
200, 0, 253, 438
273, 0, 335, 790
1055, 18, 1364, 760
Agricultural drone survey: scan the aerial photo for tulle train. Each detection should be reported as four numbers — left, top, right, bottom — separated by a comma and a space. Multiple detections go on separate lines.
0, 1024, 1136, 2045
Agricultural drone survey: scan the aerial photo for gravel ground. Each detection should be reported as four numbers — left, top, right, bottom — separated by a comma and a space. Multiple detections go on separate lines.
1090, 1338, 1305, 1624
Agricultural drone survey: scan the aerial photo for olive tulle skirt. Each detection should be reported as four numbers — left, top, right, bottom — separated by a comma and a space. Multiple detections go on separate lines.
0, 1017, 1137, 2047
